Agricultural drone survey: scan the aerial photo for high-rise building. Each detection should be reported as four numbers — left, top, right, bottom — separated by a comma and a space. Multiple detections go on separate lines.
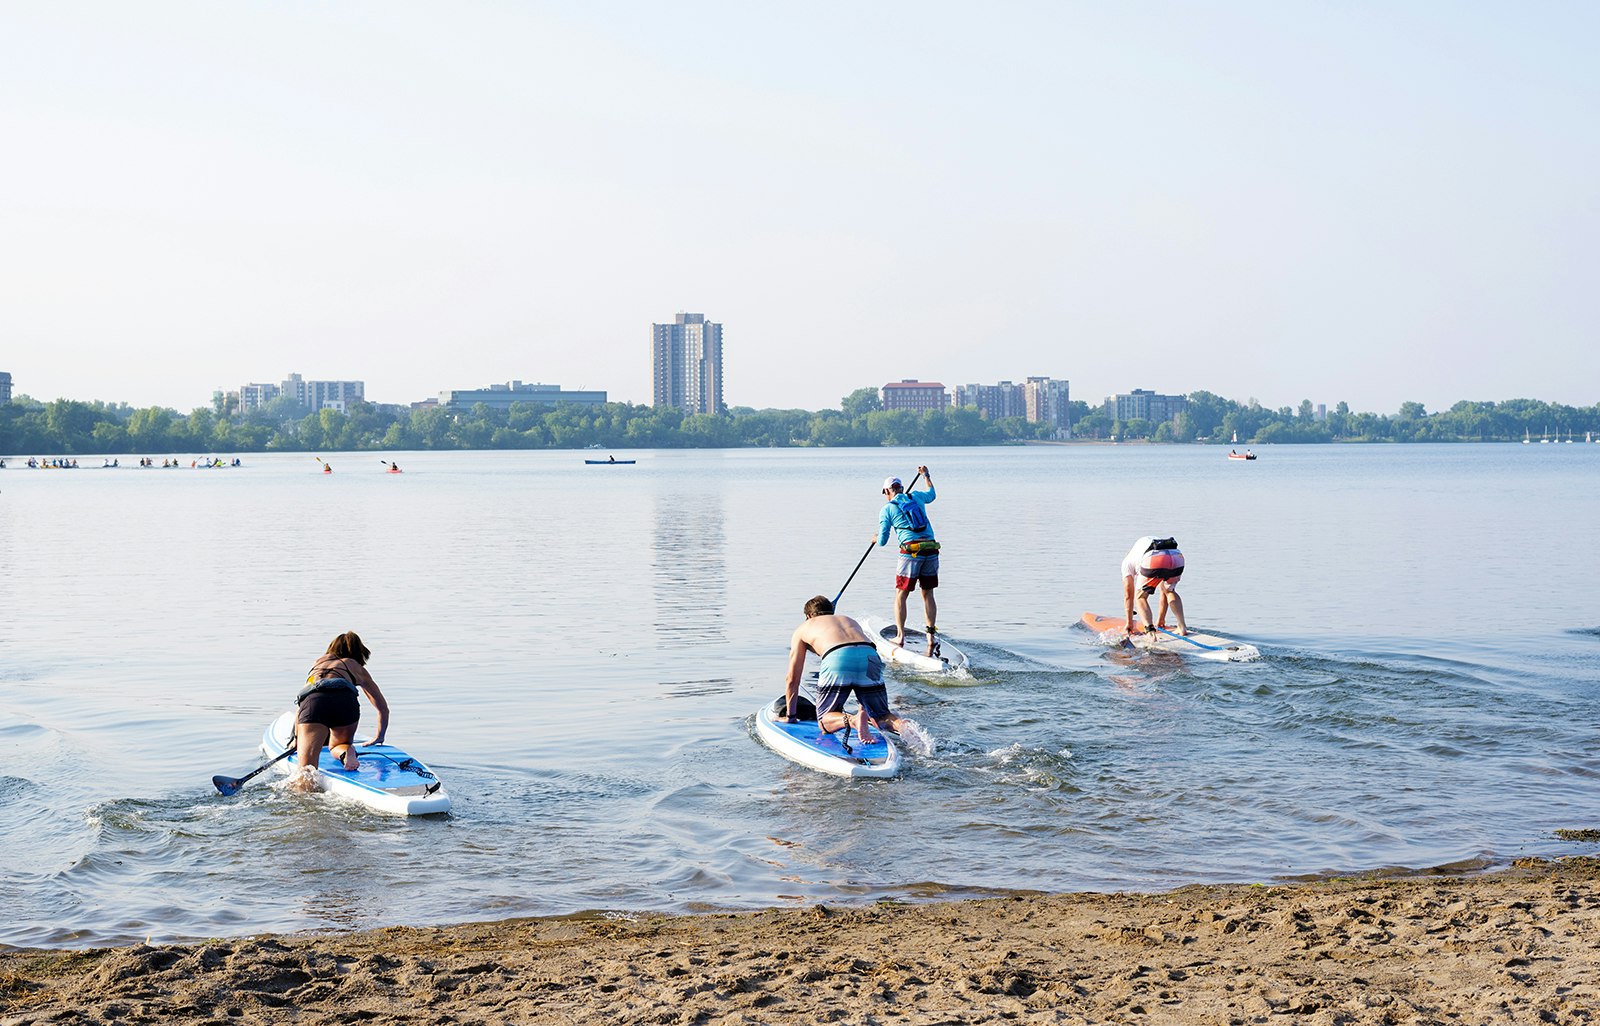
652, 313, 725, 415
1024, 376, 1072, 436
0, 371, 11, 405
235, 372, 365, 413
881, 380, 948, 412
954, 381, 1025, 420
1108, 388, 1187, 423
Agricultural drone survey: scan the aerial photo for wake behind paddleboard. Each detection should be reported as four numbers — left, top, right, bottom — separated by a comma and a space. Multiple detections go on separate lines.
262, 709, 451, 816
858, 616, 970, 674
754, 698, 901, 779
1080, 612, 1260, 662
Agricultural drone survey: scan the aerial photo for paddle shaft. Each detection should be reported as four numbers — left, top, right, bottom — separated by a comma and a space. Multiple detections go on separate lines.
833, 470, 922, 608
213, 745, 295, 795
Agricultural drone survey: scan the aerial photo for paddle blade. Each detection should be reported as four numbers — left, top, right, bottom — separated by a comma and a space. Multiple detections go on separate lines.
212, 775, 244, 796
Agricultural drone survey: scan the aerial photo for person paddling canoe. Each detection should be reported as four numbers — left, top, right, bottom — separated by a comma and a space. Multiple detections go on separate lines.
290, 631, 390, 791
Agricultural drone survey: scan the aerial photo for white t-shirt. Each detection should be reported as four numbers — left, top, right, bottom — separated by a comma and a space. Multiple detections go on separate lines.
1121, 537, 1156, 580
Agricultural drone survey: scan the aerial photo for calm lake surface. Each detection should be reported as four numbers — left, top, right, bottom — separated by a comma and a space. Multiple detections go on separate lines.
2, 444, 1598, 948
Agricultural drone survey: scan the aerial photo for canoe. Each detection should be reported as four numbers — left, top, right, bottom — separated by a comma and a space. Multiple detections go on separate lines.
260, 709, 451, 816
858, 616, 970, 674
754, 697, 901, 778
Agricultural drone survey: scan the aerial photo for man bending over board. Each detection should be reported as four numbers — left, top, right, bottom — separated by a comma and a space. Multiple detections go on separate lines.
784, 596, 918, 746
1122, 536, 1189, 636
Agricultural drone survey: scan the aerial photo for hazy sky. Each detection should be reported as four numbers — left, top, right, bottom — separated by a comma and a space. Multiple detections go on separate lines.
4, 2, 1596, 415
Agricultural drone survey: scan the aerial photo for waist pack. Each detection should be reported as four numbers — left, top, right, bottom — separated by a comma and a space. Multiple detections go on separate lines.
900, 538, 941, 556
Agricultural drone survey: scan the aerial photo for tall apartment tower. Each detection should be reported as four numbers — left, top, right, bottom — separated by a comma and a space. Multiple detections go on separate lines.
0, 371, 11, 405
652, 313, 725, 415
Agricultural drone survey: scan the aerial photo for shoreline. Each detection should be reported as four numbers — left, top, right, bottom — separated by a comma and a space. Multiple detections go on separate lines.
5, 858, 1598, 1024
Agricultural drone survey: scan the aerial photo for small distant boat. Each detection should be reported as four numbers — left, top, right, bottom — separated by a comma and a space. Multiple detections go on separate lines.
584, 457, 635, 465
1523, 429, 1531, 444
1227, 450, 1256, 461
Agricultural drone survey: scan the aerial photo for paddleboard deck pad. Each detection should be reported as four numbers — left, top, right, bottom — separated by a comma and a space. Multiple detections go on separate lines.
1080, 612, 1261, 662
754, 697, 901, 778
262, 709, 452, 816
858, 616, 970, 674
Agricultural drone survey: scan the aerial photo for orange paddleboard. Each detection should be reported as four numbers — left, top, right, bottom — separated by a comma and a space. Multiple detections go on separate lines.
1080, 612, 1260, 662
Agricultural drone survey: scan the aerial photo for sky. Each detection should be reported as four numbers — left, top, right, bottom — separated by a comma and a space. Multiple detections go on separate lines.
3, 1, 1596, 416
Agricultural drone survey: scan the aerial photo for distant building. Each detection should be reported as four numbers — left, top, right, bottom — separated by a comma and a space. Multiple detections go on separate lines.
881, 379, 948, 412
235, 372, 365, 413
0, 371, 11, 405
1107, 388, 1187, 423
439, 381, 607, 411
1024, 376, 1072, 436
652, 312, 725, 415
953, 376, 1070, 435
954, 381, 1025, 420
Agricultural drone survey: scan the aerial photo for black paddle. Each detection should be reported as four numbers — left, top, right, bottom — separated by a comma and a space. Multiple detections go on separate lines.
213, 746, 294, 796
832, 470, 923, 608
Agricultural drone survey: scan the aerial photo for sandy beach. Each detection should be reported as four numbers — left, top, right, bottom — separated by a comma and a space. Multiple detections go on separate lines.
4, 857, 1598, 1025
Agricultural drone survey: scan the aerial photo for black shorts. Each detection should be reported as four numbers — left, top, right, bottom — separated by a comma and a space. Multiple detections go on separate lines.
296, 688, 360, 729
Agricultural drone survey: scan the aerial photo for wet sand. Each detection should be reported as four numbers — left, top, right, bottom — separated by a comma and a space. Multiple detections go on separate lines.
4, 858, 1598, 1025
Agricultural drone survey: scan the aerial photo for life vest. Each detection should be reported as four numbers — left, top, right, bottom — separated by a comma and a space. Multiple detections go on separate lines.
1140, 543, 1185, 580
890, 494, 930, 533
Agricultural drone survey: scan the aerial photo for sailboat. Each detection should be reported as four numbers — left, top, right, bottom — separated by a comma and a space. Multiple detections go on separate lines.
1540, 426, 1551, 443
1523, 428, 1531, 444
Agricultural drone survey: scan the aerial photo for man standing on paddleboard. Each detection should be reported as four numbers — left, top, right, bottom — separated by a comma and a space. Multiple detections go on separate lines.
1121, 536, 1189, 636
783, 596, 926, 748
877, 466, 940, 654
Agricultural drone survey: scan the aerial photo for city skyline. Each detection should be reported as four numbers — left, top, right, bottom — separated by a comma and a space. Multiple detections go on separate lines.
4, 5, 1596, 416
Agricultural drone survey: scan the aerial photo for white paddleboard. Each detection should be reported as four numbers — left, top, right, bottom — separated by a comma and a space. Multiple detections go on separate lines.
1080, 612, 1261, 662
754, 699, 901, 779
859, 616, 970, 674
262, 709, 452, 816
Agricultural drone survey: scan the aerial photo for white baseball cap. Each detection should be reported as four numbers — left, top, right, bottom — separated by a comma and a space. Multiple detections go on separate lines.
883, 476, 901, 491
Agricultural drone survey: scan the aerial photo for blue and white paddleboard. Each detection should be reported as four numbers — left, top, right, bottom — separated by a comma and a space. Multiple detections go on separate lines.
754, 699, 901, 779
262, 709, 451, 816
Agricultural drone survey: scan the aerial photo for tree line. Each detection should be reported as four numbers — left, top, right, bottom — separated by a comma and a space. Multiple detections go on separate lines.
2, 386, 1597, 455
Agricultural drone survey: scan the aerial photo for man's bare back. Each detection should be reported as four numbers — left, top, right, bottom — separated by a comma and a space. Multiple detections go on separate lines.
791, 613, 874, 656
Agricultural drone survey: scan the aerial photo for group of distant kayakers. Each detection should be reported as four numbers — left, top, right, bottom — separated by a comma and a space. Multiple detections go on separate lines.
7, 456, 244, 469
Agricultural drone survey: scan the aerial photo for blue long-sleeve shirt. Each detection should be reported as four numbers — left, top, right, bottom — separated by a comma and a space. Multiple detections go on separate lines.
878, 486, 936, 547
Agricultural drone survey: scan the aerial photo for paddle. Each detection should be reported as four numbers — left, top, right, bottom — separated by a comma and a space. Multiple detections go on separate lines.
213, 746, 295, 796
833, 471, 923, 608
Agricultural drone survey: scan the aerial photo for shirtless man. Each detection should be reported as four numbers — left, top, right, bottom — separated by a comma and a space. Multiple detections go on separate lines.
783, 596, 918, 746
1121, 536, 1188, 636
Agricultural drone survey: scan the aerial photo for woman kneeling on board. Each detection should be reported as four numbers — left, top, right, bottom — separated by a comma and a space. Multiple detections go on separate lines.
292, 631, 390, 791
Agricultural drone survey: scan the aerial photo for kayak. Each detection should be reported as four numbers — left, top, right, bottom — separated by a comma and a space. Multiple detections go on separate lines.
754, 697, 901, 778
584, 459, 635, 465
1080, 612, 1261, 662
260, 709, 451, 816
858, 616, 970, 674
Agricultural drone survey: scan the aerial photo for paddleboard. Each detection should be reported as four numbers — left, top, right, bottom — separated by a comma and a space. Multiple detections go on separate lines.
754, 697, 901, 779
859, 616, 970, 674
584, 459, 635, 464
1080, 612, 1261, 662
261, 709, 451, 816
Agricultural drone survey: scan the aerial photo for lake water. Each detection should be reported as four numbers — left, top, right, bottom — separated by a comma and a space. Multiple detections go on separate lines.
2, 443, 1598, 948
